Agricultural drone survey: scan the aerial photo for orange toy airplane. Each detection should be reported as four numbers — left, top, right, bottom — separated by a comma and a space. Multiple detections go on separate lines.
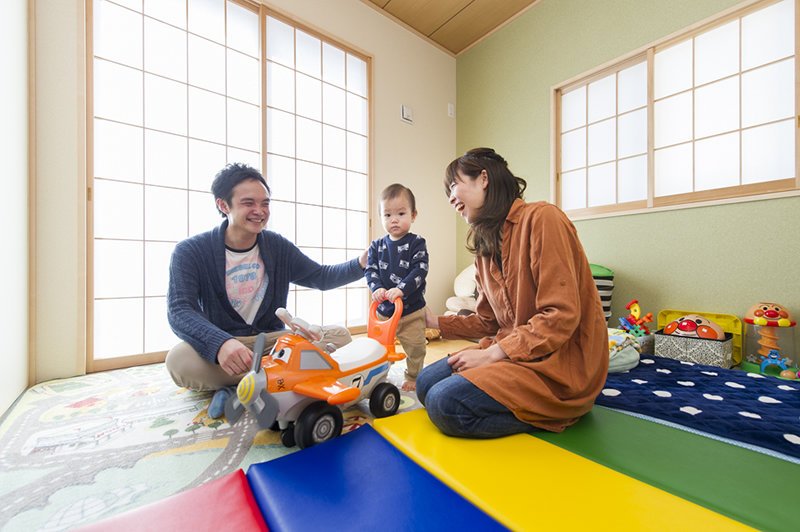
225, 299, 405, 449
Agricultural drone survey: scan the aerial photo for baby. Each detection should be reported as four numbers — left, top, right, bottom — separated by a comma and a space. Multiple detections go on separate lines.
365, 184, 429, 391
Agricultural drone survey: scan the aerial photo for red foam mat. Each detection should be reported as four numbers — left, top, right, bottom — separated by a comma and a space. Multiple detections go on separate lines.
76, 469, 268, 531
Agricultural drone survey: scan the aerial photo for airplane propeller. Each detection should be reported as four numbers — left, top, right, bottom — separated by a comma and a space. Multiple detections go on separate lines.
224, 333, 279, 429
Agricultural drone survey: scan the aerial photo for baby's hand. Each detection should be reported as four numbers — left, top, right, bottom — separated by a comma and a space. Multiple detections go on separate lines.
385, 288, 403, 302
372, 288, 387, 302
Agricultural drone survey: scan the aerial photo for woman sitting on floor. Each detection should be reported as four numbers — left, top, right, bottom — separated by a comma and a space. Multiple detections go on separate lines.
419, 147, 608, 438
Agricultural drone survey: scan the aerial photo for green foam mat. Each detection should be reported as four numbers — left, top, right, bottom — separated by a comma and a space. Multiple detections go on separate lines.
533, 406, 798, 532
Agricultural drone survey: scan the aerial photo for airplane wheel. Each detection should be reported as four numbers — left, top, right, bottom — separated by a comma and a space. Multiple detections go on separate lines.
369, 382, 400, 418
280, 424, 296, 447
294, 401, 343, 449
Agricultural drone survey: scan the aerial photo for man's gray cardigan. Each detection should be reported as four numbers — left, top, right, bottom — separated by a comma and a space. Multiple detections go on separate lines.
167, 220, 363, 363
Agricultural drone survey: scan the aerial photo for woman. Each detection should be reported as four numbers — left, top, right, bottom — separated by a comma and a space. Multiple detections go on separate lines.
418, 148, 608, 438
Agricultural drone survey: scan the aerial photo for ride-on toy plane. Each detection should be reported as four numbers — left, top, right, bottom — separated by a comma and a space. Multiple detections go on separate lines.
225, 299, 405, 449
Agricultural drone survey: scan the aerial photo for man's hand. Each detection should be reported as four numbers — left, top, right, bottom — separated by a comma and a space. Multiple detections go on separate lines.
371, 288, 387, 302
447, 343, 508, 373
385, 287, 403, 302
217, 338, 253, 376
359, 248, 369, 269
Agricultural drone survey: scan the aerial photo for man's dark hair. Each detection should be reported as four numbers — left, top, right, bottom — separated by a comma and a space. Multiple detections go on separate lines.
210, 163, 270, 218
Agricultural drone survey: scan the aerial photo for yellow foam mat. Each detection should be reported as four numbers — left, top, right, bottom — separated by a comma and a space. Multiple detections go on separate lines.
375, 410, 750, 531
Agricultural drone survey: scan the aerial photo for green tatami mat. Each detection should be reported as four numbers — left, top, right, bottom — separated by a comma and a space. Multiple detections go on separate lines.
533, 406, 798, 532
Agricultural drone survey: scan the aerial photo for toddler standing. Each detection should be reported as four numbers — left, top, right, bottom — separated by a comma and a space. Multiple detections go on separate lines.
365, 184, 428, 391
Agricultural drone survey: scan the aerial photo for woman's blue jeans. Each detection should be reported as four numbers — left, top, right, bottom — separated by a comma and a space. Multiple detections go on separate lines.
416, 358, 536, 438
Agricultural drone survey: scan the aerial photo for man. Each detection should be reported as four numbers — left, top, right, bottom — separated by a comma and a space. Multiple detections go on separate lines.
166, 163, 367, 417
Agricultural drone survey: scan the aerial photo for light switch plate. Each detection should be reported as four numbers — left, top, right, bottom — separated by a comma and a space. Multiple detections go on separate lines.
401, 104, 413, 124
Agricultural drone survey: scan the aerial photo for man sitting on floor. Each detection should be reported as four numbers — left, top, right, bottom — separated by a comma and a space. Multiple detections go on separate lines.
166, 163, 367, 417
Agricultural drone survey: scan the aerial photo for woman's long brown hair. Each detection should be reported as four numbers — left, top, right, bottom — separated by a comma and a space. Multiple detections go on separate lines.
444, 147, 527, 260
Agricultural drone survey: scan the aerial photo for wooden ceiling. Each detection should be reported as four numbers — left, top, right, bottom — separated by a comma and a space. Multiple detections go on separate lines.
364, 0, 538, 55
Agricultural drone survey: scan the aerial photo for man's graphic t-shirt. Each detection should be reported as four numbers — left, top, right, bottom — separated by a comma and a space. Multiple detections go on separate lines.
225, 243, 268, 325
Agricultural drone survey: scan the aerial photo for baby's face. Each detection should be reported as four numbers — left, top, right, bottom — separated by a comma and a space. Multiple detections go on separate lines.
380, 195, 416, 240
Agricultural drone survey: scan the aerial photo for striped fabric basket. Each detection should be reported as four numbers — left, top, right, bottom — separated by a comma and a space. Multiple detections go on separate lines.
590, 264, 614, 323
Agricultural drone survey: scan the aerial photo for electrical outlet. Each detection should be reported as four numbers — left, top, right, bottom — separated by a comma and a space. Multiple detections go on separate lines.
448, 102, 455, 118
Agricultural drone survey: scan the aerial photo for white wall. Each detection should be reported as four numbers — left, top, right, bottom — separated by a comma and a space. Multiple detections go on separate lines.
33, 0, 456, 381
34, 0, 86, 382
1, 0, 30, 413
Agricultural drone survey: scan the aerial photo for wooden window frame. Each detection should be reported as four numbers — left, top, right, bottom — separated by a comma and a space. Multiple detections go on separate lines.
551, 0, 800, 220
86, 0, 371, 372
262, 8, 373, 337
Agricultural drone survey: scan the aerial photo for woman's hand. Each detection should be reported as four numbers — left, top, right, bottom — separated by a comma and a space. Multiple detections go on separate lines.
447, 343, 508, 373
425, 306, 440, 329
358, 247, 369, 269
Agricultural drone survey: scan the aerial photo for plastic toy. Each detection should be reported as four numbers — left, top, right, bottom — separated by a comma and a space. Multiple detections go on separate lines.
744, 301, 797, 377
759, 349, 791, 373
225, 299, 405, 449
618, 299, 653, 337
744, 302, 796, 328
663, 314, 725, 340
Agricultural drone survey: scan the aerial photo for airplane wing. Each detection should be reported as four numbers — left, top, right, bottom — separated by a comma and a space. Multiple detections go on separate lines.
293, 378, 361, 405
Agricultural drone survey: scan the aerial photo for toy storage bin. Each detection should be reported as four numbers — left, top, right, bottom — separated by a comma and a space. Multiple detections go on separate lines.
654, 310, 742, 368
636, 334, 654, 355
654, 331, 733, 367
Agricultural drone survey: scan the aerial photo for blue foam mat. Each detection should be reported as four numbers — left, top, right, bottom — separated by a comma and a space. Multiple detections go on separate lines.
246, 425, 505, 531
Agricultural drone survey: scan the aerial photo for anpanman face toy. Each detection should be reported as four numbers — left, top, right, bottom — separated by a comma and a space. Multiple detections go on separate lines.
744, 302, 796, 328
664, 314, 726, 340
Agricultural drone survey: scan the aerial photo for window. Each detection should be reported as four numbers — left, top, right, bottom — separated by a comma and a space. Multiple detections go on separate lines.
89, 0, 370, 370
559, 59, 648, 212
263, 15, 370, 331
555, 0, 798, 218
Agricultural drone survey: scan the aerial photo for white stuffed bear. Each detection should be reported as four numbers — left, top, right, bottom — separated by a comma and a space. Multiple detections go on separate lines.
445, 264, 477, 316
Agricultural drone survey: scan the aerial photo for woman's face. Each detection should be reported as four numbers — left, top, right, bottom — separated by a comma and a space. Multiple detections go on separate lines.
448, 170, 487, 224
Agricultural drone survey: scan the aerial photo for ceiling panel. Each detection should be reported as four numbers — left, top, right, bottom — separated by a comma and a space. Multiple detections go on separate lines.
431, 0, 536, 54
384, 0, 472, 37
365, 0, 537, 55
